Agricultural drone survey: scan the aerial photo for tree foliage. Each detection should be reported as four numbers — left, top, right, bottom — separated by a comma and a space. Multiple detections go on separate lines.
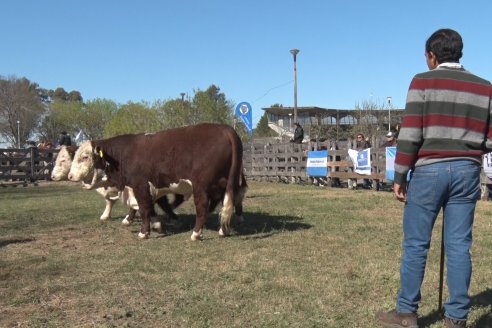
104, 102, 161, 137
0, 76, 45, 147
39, 101, 83, 143
254, 111, 277, 138
192, 85, 233, 125
353, 99, 385, 139
49, 87, 83, 102
79, 99, 118, 140
155, 98, 193, 129
1, 79, 250, 146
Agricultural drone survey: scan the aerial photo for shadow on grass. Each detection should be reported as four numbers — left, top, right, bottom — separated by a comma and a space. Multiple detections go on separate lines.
234, 211, 313, 239
125, 211, 313, 239
418, 288, 492, 327
0, 238, 35, 248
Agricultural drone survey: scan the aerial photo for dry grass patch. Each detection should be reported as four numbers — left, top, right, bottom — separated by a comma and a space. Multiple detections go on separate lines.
1, 181, 491, 327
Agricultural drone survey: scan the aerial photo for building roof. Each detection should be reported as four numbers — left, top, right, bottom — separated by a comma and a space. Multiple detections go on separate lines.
262, 106, 403, 119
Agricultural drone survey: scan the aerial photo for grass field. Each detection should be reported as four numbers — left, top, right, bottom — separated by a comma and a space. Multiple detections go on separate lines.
1, 181, 491, 328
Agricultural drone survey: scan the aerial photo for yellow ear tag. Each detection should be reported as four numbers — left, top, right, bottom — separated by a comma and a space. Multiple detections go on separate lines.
99, 150, 104, 158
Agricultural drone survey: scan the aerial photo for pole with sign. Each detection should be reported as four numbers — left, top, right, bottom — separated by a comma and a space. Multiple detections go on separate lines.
235, 102, 253, 135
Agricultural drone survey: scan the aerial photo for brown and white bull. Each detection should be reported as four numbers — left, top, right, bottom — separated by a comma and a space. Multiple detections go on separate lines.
52, 145, 182, 227
51, 145, 130, 221
67, 123, 247, 240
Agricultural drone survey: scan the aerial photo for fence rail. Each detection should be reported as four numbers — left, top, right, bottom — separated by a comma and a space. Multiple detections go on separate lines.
0, 148, 58, 186
243, 140, 389, 189
2, 142, 491, 200
244, 140, 492, 197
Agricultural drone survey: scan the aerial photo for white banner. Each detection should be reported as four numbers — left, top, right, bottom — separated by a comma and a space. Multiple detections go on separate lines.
348, 148, 371, 175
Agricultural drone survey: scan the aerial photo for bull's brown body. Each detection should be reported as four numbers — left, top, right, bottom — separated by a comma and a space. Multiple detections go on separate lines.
69, 123, 247, 239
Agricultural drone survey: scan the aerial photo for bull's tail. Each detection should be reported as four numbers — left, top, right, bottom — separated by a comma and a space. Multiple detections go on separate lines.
219, 128, 245, 235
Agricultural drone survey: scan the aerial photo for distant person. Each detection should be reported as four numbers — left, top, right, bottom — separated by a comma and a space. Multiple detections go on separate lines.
376, 28, 492, 328
58, 131, 72, 147
26, 140, 39, 162
355, 133, 370, 150
382, 131, 397, 147
292, 123, 304, 144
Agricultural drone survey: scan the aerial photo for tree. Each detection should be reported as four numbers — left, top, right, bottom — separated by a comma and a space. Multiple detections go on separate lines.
192, 85, 234, 125
39, 100, 83, 143
104, 101, 161, 137
48, 87, 83, 102
154, 98, 193, 129
353, 99, 384, 139
0, 76, 45, 147
50, 88, 69, 102
254, 111, 277, 138
77, 99, 118, 140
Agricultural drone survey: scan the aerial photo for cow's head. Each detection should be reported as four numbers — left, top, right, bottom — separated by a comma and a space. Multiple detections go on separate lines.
68, 141, 106, 188
51, 146, 76, 181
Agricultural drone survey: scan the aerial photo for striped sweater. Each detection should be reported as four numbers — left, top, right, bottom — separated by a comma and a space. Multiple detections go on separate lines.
394, 64, 492, 185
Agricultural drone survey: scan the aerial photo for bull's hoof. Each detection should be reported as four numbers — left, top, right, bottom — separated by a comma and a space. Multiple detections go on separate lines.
218, 227, 229, 237
151, 221, 165, 233
100, 215, 110, 221
190, 230, 203, 241
121, 215, 132, 226
235, 215, 245, 225
138, 232, 149, 239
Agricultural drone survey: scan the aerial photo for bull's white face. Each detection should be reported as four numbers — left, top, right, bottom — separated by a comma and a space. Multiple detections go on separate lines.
68, 141, 96, 183
51, 146, 73, 181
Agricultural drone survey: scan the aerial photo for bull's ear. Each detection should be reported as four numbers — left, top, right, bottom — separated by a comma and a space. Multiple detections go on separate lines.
94, 146, 104, 159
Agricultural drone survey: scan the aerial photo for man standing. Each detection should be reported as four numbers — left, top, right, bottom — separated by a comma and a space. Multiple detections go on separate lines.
377, 29, 492, 328
293, 122, 304, 144
382, 131, 397, 147
58, 131, 72, 147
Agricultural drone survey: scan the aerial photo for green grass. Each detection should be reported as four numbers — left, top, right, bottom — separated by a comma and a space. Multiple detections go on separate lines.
0, 181, 491, 327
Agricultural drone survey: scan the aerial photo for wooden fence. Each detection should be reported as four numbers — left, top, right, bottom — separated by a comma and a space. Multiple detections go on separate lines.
243, 140, 389, 190
0, 148, 58, 187
244, 140, 492, 198
2, 142, 491, 200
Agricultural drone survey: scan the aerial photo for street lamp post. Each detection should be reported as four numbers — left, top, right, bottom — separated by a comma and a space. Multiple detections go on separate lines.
386, 96, 392, 132
16, 120, 20, 148
290, 48, 300, 124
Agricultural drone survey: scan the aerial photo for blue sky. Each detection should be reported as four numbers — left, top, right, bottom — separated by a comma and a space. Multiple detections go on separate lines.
2, 0, 492, 127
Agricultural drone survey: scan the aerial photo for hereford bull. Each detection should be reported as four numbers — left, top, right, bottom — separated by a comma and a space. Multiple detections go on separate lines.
52, 145, 183, 227
67, 123, 247, 240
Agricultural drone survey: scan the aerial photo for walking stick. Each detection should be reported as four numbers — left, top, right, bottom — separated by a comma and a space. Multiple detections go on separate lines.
438, 214, 445, 313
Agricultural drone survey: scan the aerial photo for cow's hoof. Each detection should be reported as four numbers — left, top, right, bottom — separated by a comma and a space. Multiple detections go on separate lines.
190, 230, 203, 241
138, 232, 149, 239
122, 215, 131, 226
100, 215, 109, 221
218, 227, 229, 237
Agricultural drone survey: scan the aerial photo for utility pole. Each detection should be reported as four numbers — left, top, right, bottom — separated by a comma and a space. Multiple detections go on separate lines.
290, 49, 300, 124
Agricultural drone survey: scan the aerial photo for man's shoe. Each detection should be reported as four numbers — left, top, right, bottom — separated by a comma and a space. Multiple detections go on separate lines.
444, 317, 466, 328
376, 309, 418, 328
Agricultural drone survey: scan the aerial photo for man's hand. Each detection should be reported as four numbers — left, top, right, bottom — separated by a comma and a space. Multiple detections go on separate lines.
393, 182, 407, 202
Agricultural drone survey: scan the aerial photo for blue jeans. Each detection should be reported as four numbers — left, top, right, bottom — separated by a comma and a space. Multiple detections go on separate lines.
396, 160, 480, 321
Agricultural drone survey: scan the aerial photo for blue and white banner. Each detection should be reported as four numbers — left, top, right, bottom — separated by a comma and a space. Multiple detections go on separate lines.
306, 150, 328, 177
348, 148, 371, 175
385, 146, 396, 181
235, 102, 253, 135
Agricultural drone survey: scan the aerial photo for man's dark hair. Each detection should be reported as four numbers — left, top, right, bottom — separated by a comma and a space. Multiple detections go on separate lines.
425, 28, 463, 63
